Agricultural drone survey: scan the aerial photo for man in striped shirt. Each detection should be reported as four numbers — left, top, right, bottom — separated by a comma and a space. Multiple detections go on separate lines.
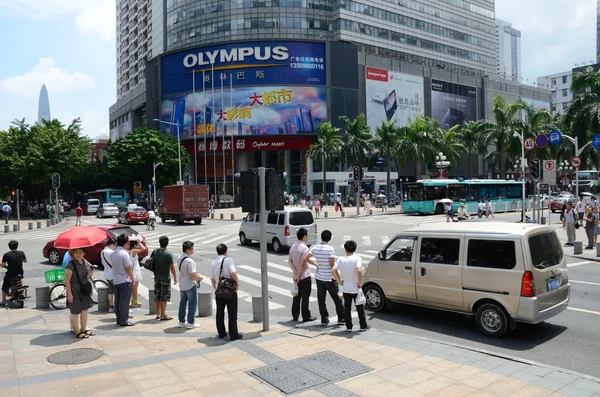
310, 230, 345, 326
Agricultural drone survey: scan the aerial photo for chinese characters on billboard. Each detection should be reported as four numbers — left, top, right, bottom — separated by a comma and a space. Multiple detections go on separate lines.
161, 85, 327, 138
431, 80, 477, 129
160, 41, 327, 137
365, 67, 424, 131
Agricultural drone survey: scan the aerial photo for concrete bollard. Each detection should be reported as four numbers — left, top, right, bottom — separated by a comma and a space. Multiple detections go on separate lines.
28, 222, 33, 230
211, 213, 214, 219
197, 290, 213, 317
573, 241, 583, 255
369, 209, 373, 215
324, 211, 328, 218
148, 290, 156, 315
35, 286, 50, 310
541, 217, 546, 225
46, 220, 51, 227
12, 225, 17, 232
51, 218, 55, 226
37, 221, 41, 229
230, 213, 234, 220
252, 296, 263, 322
220, 213, 224, 220
97, 287, 109, 312
3, 225, 8, 233
596, 243, 600, 257
341, 211, 345, 217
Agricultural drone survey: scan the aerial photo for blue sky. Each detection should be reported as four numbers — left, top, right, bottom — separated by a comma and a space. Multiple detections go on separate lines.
0, 0, 596, 140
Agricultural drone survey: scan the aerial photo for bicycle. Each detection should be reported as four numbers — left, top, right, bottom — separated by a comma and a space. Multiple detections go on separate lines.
46, 269, 108, 310
147, 217, 156, 230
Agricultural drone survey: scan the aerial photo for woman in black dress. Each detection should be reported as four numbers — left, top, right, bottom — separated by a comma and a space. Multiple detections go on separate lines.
65, 248, 95, 338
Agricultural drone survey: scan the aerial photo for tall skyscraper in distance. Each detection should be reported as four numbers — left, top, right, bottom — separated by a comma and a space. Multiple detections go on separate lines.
496, 19, 522, 81
37, 84, 51, 124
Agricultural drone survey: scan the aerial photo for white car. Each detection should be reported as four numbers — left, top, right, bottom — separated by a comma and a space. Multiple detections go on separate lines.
239, 208, 317, 253
96, 202, 119, 218
86, 199, 101, 215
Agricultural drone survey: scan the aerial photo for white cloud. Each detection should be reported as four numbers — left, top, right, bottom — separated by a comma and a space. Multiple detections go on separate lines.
0, 0, 115, 41
0, 58, 95, 98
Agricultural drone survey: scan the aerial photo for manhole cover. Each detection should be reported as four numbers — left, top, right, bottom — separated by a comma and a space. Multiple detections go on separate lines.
295, 352, 372, 382
47, 348, 104, 365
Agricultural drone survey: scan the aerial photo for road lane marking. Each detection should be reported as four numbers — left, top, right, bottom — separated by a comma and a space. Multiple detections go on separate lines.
239, 265, 317, 291
236, 274, 317, 302
568, 261, 594, 267
570, 280, 600, 287
362, 236, 371, 246
568, 307, 600, 316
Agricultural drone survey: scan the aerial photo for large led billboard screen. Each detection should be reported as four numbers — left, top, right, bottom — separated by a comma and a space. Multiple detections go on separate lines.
431, 80, 477, 129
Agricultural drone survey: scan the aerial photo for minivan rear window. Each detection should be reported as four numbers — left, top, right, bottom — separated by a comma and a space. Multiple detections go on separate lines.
467, 240, 516, 269
289, 212, 314, 226
528, 232, 563, 269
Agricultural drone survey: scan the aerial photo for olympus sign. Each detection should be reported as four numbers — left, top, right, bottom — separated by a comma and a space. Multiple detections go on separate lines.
183, 46, 289, 67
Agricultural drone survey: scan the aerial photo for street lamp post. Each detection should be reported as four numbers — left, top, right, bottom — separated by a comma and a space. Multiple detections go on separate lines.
153, 119, 183, 184
152, 161, 163, 208
435, 152, 450, 179
513, 132, 526, 222
563, 135, 591, 199
558, 160, 573, 191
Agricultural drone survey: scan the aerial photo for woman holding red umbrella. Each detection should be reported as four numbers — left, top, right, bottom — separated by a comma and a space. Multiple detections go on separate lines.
65, 247, 95, 338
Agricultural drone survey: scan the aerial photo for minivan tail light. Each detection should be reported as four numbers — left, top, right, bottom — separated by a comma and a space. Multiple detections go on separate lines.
284, 225, 290, 237
520, 271, 536, 297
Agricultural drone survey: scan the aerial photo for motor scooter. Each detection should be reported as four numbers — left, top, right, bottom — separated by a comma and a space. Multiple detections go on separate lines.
4, 275, 29, 308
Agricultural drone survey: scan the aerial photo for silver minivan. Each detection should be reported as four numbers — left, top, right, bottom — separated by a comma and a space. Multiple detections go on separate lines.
362, 223, 570, 337
239, 208, 317, 252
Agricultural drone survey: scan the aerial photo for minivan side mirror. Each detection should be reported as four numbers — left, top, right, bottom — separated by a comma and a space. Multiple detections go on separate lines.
378, 251, 386, 260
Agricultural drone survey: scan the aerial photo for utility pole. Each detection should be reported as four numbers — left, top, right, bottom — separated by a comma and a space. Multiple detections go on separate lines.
258, 167, 269, 331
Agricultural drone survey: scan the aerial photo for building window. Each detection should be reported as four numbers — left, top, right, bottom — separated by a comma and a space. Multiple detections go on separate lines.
562, 75, 568, 84
563, 89, 568, 97
551, 78, 556, 86
551, 105, 557, 113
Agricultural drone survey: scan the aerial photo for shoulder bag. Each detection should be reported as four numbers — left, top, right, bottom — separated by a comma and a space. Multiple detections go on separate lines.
215, 257, 236, 300
143, 249, 157, 272
71, 260, 93, 296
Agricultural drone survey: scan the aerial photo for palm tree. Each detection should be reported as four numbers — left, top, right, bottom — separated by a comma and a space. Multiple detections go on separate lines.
372, 120, 399, 196
396, 116, 440, 179
459, 120, 487, 177
519, 104, 554, 161
480, 96, 526, 178
339, 114, 372, 169
306, 122, 342, 195
436, 124, 465, 174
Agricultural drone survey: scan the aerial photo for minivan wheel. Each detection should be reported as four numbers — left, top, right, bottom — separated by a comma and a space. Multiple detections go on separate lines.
239, 232, 248, 245
272, 238, 282, 253
475, 303, 509, 337
364, 284, 386, 312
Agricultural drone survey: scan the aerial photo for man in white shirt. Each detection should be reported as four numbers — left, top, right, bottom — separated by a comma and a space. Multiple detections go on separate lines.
576, 198, 586, 226
2, 203, 11, 224
331, 240, 370, 332
178, 241, 203, 329
110, 234, 135, 326
289, 228, 317, 323
210, 243, 242, 340
101, 238, 117, 313
310, 230, 344, 326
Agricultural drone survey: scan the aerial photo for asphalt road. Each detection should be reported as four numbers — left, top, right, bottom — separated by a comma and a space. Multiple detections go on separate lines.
3, 210, 600, 378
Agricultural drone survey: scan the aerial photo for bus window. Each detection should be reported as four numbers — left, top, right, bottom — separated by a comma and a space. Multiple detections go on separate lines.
497, 187, 506, 199
447, 186, 468, 201
406, 185, 424, 201
424, 186, 446, 201
488, 186, 498, 200
478, 187, 489, 200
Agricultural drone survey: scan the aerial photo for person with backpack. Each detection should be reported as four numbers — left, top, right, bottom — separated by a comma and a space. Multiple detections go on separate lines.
100, 238, 117, 313
151, 236, 177, 321
178, 241, 203, 329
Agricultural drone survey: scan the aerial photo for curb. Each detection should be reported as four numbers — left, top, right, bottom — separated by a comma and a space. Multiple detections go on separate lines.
1, 219, 67, 234
568, 254, 600, 263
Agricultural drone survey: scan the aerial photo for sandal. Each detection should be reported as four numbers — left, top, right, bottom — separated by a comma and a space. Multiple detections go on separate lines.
160, 316, 173, 321
84, 330, 95, 336
155, 316, 161, 320
75, 332, 89, 339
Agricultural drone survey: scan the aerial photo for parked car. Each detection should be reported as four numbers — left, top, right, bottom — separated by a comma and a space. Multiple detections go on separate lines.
362, 223, 569, 337
239, 208, 317, 253
43, 225, 148, 266
96, 202, 119, 218
118, 205, 149, 225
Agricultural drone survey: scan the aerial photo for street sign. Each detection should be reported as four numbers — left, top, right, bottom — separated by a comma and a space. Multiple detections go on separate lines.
571, 156, 582, 169
133, 181, 142, 197
524, 138, 535, 151
592, 134, 600, 150
549, 130, 562, 144
51, 173, 60, 189
535, 134, 548, 148
543, 160, 556, 185
539, 183, 550, 192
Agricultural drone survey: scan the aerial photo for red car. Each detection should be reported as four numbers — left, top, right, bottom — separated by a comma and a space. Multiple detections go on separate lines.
43, 225, 148, 267
118, 205, 149, 225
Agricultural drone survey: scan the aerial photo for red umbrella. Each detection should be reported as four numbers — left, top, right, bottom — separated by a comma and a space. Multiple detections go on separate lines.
54, 226, 108, 250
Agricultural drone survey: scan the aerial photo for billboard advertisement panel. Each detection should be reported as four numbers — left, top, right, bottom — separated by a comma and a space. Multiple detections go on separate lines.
161, 41, 326, 96
431, 80, 477, 129
365, 67, 424, 131
521, 98, 551, 121
160, 85, 327, 138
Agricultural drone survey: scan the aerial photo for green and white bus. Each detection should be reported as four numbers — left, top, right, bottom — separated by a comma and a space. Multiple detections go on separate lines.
403, 179, 523, 215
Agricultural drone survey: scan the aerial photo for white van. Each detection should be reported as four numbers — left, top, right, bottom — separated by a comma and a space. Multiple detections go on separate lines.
239, 208, 317, 253
362, 223, 570, 337
86, 199, 101, 215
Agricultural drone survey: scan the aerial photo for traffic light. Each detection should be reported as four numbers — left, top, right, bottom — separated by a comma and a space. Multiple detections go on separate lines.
234, 171, 258, 213
183, 173, 190, 185
234, 170, 287, 212
266, 170, 286, 211
353, 166, 360, 181
531, 158, 540, 180
51, 173, 60, 189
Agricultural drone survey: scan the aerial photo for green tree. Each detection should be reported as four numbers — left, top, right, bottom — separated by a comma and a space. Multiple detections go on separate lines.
480, 96, 526, 178
339, 114, 372, 169
306, 122, 342, 195
519, 104, 554, 160
397, 116, 440, 179
0, 118, 91, 199
459, 121, 487, 177
435, 124, 465, 173
107, 127, 190, 189
372, 120, 399, 196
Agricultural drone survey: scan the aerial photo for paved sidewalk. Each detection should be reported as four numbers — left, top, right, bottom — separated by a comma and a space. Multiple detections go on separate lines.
0, 217, 66, 235
547, 222, 600, 263
0, 307, 599, 396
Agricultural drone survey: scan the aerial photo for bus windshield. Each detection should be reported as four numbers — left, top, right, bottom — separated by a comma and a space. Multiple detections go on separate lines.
405, 184, 424, 201
577, 171, 598, 181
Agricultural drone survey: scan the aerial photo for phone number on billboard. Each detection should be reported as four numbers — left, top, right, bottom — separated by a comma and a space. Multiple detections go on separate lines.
290, 63, 325, 69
